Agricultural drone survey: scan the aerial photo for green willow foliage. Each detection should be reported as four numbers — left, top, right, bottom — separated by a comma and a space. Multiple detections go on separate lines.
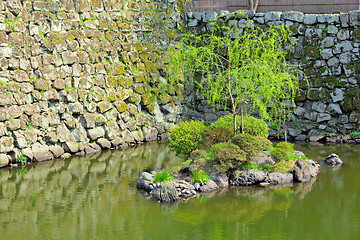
167, 20, 304, 134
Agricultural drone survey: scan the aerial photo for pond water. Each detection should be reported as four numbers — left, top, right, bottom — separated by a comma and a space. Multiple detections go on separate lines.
0, 142, 359, 240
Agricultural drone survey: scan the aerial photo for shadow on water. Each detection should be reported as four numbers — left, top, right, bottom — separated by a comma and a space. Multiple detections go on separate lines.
0, 142, 359, 240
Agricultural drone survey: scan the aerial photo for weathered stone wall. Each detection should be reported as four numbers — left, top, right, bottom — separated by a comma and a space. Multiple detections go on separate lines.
0, 0, 191, 167
184, 10, 360, 142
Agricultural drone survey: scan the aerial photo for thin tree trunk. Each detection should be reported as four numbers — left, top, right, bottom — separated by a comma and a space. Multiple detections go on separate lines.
247, 0, 254, 10
226, 49, 237, 136
233, 113, 237, 136
241, 104, 244, 134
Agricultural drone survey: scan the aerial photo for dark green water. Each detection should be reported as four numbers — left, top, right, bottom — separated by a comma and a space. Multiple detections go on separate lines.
0, 142, 359, 240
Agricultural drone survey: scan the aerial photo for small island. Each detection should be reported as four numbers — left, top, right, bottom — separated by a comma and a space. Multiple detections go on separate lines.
137, 115, 325, 203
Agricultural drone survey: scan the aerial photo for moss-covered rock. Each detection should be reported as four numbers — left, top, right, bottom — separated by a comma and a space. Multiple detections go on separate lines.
159, 93, 173, 104
141, 93, 154, 105
342, 87, 360, 113
307, 88, 320, 101
114, 100, 128, 113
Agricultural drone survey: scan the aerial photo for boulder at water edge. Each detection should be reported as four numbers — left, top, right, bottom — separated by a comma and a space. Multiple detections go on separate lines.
266, 172, 294, 185
150, 181, 179, 202
324, 153, 343, 166
294, 159, 320, 182
137, 172, 155, 192
229, 169, 267, 186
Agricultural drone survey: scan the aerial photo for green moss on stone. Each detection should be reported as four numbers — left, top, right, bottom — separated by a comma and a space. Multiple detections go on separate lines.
319, 88, 331, 101
114, 100, 128, 113
342, 87, 360, 113
159, 93, 173, 104
311, 77, 322, 88
353, 27, 360, 40
141, 93, 153, 105
304, 46, 321, 60
304, 67, 317, 77
308, 89, 320, 101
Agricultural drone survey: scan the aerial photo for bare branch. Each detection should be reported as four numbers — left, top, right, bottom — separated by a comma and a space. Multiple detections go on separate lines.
254, 0, 260, 11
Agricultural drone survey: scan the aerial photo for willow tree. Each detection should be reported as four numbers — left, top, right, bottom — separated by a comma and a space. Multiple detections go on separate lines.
167, 20, 303, 135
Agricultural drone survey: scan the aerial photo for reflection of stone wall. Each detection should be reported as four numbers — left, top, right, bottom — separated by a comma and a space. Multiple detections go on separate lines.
0, 0, 191, 167
0, 142, 179, 238
185, 11, 360, 141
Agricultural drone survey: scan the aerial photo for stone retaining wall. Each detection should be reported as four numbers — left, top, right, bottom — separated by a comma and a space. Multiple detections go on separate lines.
184, 10, 360, 142
0, 0, 191, 167
1, 2, 360, 169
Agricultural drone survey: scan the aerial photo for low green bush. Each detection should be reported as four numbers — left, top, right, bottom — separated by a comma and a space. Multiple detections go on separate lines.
275, 142, 294, 152
190, 149, 207, 160
243, 116, 269, 138
241, 162, 259, 170
231, 133, 263, 159
212, 142, 246, 172
154, 171, 173, 183
270, 142, 294, 162
193, 170, 211, 185
169, 120, 206, 157
211, 114, 269, 138
202, 126, 233, 147
270, 147, 289, 162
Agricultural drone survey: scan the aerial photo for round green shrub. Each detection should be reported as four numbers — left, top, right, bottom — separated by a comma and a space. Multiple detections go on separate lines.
243, 115, 269, 138
211, 114, 236, 129
169, 120, 206, 157
270, 148, 289, 162
212, 142, 246, 172
255, 136, 273, 151
211, 114, 269, 138
202, 125, 233, 147
231, 133, 263, 159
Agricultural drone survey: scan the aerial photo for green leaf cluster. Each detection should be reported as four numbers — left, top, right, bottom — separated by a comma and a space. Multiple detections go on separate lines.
211, 114, 269, 138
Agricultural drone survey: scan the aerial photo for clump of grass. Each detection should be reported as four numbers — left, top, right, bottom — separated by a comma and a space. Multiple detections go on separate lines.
153, 171, 173, 183
193, 170, 211, 185
17, 154, 27, 164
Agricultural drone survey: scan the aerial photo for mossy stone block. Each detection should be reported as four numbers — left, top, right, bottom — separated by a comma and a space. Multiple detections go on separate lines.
342, 87, 360, 113
304, 46, 321, 60
308, 88, 320, 101
141, 93, 153, 105
159, 93, 173, 104
114, 100, 128, 113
